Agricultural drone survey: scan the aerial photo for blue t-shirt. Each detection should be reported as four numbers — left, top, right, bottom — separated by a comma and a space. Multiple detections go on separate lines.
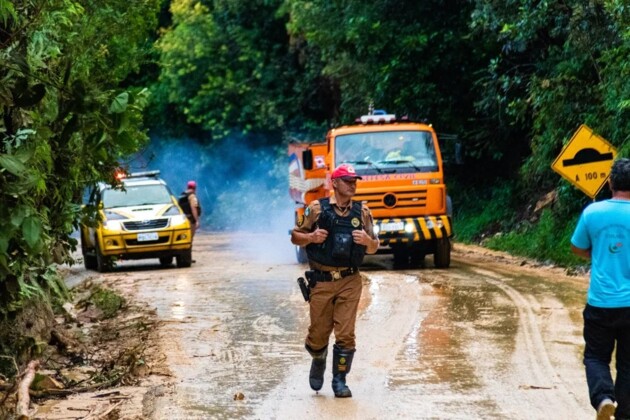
571, 199, 630, 308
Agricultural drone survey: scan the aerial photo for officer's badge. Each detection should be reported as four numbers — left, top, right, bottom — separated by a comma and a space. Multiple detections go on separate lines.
297, 214, 304, 227
351, 217, 360, 228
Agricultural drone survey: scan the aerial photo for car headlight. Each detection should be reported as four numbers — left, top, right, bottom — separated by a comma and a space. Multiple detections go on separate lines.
104, 220, 122, 230
164, 204, 182, 216
170, 215, 188, 226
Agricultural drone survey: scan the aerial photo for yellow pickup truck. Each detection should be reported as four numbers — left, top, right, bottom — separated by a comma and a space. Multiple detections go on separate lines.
80, 171, 193, 272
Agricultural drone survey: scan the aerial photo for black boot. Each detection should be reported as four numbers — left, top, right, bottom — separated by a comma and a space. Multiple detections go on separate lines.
332, 344, 355, 398
306, 344, 327, 391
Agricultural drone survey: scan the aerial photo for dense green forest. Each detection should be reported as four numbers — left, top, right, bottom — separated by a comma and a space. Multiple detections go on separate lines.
0, 0, 628, 360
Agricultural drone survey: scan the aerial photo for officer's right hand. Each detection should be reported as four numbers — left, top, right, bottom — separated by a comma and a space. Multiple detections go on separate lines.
310, 228, 328, 244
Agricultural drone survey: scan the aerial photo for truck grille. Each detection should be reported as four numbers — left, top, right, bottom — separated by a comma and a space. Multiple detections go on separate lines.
354, 189, 427, 210
123, 218, 169, 231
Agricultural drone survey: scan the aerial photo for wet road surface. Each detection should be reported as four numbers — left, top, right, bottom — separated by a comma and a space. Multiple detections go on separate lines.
85, 232, 594, 419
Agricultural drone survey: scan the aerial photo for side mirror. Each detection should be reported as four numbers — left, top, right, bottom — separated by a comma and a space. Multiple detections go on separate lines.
303, 150, 313, 170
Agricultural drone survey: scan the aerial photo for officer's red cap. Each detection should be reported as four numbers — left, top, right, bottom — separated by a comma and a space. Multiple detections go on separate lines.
331, 164, 362, 180
187, 180, 197, 188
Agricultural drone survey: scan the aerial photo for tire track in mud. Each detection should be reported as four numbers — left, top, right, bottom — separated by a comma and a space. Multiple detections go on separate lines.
461, 263, 590, 418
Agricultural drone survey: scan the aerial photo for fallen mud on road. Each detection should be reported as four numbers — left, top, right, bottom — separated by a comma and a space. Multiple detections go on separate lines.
0, 278, 168, 420
38, 232, 596, 419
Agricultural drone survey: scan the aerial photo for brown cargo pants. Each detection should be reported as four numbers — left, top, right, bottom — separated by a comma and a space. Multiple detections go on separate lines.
305, 272, 362, 351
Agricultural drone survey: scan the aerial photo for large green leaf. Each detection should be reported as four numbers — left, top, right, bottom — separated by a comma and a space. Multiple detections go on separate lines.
0, 154, 27, 176
10, 206, 27, 227
22, 216, 42, 249
109, 92, 129, 113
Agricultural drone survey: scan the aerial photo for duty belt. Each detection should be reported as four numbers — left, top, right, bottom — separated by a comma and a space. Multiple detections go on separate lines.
310, 267, 358, 282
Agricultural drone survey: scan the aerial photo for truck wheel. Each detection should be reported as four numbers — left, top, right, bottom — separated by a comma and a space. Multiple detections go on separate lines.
295, 246, 308, 263
177, 249, 192, 268
433, 238, 451, 268
82, 232, 97, 270
393, 250, 410, 268
95, 242, 111, 273
159, 256, 174, 267
409, 247, 425, 268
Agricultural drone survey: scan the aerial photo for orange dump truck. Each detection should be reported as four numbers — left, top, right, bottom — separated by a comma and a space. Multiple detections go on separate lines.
289, 111, 453, 268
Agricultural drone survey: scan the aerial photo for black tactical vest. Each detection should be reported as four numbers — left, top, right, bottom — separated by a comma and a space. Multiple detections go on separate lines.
306, 198, 367, 267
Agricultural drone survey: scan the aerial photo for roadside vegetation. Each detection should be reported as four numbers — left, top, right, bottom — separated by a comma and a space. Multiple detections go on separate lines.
0, 0, 628, 414
451, 180, 584, 267
0, 1, 160, 412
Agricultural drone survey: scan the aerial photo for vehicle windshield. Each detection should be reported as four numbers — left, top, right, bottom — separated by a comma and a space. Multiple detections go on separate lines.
335, 130, 438, 174
102, 184, 172, 208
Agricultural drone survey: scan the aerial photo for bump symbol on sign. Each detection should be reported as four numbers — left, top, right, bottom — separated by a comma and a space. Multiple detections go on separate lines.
551, 125, 617, 199
562, 148, 614, 167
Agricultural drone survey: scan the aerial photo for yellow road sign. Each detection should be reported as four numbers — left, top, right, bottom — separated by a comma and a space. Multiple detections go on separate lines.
551, 125, 617, 198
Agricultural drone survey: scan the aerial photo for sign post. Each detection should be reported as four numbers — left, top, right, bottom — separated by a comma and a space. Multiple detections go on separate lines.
551, 125, 617, 198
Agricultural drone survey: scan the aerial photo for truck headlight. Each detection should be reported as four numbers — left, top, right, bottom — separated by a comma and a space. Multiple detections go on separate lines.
104, 220, 122, 231
404, 223, 415, 233
373, 225, 380, 235
170, 215, 188, 226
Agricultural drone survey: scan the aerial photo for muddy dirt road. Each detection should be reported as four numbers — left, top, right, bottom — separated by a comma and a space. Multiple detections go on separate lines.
62, 232, 595, 419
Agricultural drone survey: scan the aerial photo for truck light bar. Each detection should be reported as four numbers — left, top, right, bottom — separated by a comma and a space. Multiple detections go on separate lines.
128, 170, 161, 178
357, 114, 397, 124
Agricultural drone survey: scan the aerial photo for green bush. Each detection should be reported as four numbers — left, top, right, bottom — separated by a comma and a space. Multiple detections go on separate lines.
450, 180, 516, 243
451, 176, 588, 268
484, 209, 584, 267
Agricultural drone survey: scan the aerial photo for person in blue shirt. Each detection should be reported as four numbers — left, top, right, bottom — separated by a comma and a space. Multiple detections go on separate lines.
571, 157, 630, 420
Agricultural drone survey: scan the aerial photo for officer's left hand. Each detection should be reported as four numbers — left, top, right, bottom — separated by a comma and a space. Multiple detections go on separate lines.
352, 229, 372, 246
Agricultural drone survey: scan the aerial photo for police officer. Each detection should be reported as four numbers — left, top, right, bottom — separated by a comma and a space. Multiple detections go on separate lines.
291, 164, 379, 398
182, 180, 200, 236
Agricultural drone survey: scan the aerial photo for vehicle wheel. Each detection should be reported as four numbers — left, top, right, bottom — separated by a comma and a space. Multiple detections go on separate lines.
393, 250, 410, 269
409, 247, 425, 268
295, 246, 308, 263
95, 241, 111, 273
159, 256, 174, 267
176, 249, 192, 268
81, 232, 97, 270
433, 238, 451, 268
